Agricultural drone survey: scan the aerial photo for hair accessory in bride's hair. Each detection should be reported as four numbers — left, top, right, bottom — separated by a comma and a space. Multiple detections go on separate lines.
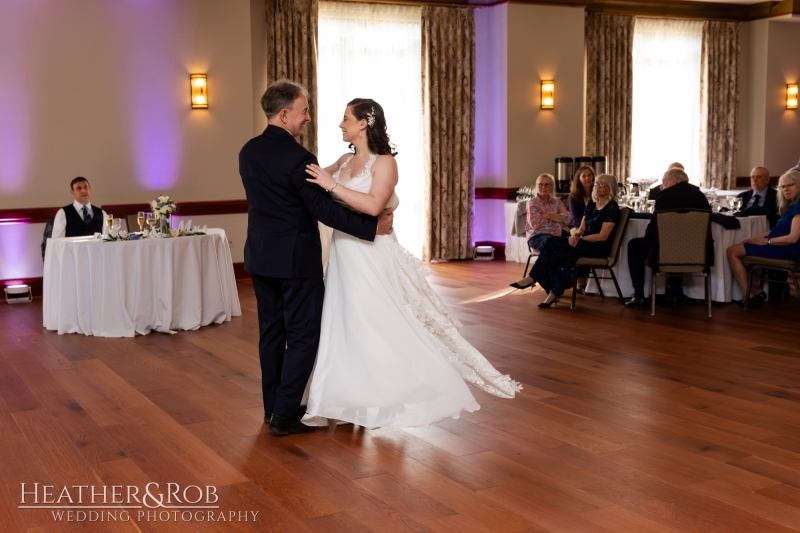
366, 107, 376, 128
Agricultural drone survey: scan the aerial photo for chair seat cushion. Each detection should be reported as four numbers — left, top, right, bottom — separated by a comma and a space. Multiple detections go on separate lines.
575, 257, 609, 267
742, 256, 799, 270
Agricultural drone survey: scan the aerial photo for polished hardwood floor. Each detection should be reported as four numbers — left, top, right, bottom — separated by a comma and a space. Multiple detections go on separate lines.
2, 260, 800, 532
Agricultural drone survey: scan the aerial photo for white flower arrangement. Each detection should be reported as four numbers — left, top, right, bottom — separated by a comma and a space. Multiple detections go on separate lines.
150, 195, 177, 217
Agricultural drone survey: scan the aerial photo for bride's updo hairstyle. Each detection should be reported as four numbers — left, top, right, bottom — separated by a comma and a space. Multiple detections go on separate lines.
348, 98, 398, 156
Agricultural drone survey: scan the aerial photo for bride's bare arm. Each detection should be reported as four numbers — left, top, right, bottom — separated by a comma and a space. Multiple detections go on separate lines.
306, 155, 398, 217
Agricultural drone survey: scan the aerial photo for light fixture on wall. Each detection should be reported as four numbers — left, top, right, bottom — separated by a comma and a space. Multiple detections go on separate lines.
191, 74, 208, 109
541, 80, 554, 110
787, 84, 798, 110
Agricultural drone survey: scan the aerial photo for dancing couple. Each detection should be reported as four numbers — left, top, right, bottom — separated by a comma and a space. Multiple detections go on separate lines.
239, 80, 519, 435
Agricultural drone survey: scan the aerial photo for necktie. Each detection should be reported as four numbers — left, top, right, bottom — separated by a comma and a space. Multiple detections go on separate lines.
751, 193, 760, 208
82, 205, 90, 221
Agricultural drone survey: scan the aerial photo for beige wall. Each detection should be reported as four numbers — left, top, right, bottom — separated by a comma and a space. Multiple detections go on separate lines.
506, 3, 585, 189
763, 20, 800, 175
0, 0, 255, 210
738, 19, 800, 178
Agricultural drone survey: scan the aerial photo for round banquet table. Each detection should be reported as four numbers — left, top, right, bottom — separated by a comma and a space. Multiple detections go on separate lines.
43, 228, 242, 337
583, 215, 768, 302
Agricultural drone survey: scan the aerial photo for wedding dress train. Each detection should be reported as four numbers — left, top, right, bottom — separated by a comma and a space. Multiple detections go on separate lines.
303, 154, 520, 428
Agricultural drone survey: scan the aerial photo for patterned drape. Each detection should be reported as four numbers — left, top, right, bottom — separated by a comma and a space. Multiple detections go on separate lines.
585, 13, 634, 181
422, 6, 475, 262
700, 21, 739, 189
265, 0, 318, 154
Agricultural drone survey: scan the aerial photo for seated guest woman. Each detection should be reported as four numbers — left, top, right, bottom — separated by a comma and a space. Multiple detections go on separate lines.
523, 173, 570, 251
727, 170, 800, 307
568, 165, 595, 228
511, 174, 620, 308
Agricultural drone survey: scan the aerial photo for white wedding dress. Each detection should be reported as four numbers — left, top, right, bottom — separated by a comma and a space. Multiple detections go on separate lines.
302, 153, 520, 428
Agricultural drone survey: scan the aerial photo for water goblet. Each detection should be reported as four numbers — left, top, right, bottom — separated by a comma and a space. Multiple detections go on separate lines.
137, 211, 146, 232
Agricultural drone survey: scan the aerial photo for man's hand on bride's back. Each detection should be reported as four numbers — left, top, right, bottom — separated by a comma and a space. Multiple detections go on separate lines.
376, 208, 394, 235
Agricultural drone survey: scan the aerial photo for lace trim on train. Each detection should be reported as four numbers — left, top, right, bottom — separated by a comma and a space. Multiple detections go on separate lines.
386, 238, 522, 399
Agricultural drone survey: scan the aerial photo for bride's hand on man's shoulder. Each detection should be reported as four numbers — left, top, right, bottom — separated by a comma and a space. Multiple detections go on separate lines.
306, 164, 336, 191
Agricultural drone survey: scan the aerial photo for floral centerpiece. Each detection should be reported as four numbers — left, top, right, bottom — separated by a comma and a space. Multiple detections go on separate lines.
150, 195, 178, 234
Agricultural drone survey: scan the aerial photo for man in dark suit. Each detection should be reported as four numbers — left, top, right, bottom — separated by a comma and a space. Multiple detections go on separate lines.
239, 80, 393, 436
736, 166, 778, 227
624, 168, 711, 310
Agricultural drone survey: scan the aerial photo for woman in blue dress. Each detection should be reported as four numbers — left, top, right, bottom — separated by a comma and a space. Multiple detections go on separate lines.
511, 174, 620, 308
727, 171, 800, 306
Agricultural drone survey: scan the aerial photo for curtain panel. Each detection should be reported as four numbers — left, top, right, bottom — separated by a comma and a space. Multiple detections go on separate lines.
422, 6, 475, 262
700, 21, 739, 189
265, 0, 319, 155
585, 13, 635, 182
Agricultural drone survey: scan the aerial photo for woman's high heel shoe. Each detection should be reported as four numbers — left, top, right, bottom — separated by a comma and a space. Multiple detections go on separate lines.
510, 277, 535, 290
538, 294, 560, 308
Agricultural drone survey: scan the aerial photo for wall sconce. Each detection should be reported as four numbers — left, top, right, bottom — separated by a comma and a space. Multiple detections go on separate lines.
541, 80, 554, 110
191, 74, 208, 109
787, 84, 798, 110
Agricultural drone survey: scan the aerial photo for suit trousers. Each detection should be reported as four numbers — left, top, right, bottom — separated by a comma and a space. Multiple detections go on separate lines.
627, 237, 683, 299
251, 273, 324, 421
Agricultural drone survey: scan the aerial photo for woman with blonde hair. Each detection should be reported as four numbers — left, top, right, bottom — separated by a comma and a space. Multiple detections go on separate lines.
511, 174, 620, 307
727, 171, 800, 307
522, 173, 570, 251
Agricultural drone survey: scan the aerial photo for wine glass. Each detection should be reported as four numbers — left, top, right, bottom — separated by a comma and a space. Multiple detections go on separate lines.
733, 197, 743, 213
145, 212, 157, 235
111, 218, 122, 237
105, 213, 114, 232
137, 211, 146, 232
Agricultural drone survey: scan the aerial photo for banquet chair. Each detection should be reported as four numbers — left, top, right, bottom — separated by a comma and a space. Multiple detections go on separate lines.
523, 246, 540, 277
41, 218, 54, 261
742, 256, 800, 309
569, 206, 632, 310
650, 209, 712, 317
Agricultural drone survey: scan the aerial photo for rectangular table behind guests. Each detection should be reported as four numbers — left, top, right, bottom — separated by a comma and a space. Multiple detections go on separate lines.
504, 201, 768, 303
43, 228, 241, 337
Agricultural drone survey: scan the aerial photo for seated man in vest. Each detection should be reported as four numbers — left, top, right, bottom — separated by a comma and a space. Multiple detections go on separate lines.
51, 177, 107, 238
624, 168, 711, 310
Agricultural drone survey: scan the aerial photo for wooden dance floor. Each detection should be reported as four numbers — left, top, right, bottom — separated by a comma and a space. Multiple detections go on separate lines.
2, 260, 800, 532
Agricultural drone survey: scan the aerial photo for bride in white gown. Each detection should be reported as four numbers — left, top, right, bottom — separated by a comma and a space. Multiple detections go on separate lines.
302, 99, 520, 428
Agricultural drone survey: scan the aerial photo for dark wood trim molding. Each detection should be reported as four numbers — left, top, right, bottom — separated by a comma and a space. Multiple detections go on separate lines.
2, 262, 251, 299
0, 207, 63, 224
102, 199, 249, 217
475, 187, 518, 201
735, 176, 780, 188
0, 200, 250, 225
330, 0, 798, 21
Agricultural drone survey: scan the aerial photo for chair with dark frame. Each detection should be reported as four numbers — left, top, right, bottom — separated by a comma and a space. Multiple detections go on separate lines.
650, 209, 713, 317
742, 256, 800, 309
568, 206, 632, 310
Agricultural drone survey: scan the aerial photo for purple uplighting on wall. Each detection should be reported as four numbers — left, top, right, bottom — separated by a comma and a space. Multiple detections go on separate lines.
108, 0, 186, 190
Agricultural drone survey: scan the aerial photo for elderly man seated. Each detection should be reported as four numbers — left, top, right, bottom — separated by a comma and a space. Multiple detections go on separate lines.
51, 177, 108, 239
623, 168, 711, 310
737, 166, 778, 227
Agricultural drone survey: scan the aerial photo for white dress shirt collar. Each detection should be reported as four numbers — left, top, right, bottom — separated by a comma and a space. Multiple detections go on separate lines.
73, 200, 93, 215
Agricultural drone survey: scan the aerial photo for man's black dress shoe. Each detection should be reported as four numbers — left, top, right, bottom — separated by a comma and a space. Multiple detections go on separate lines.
267, 413, 315, 436
658, 293, 680, 309
623, 297, 646, 310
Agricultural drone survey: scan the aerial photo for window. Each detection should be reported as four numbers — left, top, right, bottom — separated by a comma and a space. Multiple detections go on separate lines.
318, 2, 424, 257
631, 18, 703, 184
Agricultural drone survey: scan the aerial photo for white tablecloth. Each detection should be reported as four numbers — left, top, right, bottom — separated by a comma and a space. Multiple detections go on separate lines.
504, 203, 768, 302
583, 216, 768, 302
43, 229, 241, 337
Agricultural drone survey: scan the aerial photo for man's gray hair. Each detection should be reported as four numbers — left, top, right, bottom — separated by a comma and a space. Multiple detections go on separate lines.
752, 166, 770, 178
665, 168, 689, 183
261, 80, 308, 118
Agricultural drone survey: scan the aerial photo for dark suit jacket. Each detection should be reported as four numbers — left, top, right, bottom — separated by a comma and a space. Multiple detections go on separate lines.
736, 187, 778, 227
645, 181, 711, 241
239, 125, 378, 279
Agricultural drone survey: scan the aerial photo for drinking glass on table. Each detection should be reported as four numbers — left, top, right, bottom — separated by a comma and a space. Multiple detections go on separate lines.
137, 211, 146, 232
145, 212, 158, 234
111, 218, 122, 237
732, 197, 743, 213
105, 213, 113, 230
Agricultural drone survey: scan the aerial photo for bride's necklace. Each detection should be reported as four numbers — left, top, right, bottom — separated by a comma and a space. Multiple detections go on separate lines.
345, 153, 365, 176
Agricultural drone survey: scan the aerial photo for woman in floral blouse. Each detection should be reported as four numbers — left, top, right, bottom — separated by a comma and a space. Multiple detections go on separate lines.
523, 173, 570, 251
